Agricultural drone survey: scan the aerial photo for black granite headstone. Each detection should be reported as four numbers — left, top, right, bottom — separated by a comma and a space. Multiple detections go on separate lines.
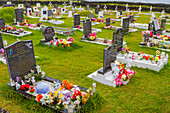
73, 4, 76, 8
0, 18, 5, 29
122, 17, 130, 34
161, 19, 166, 30
5, 40, 36, 81
89, 14, 94, 20
43, 27, 55, 42
15, 9, 24, 23
86, 5, 89, 11
74, 14, 80, 28
0, 33, 4, 49
106, 18, 110, 27
48, 10, 54, 16
95, 7, 100, 14
54, 4, 58, 9
82, 19, 92, 39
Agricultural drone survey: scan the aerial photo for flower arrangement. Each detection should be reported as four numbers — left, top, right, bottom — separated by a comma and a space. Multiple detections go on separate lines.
113, 61, 136, 87
149, 39, 170, 49
34, 12, 39, 16
121, 45, 130, 55
142, 31, 153, 37
55, 12, 60, 16
12, 27, 16, 31
18, 28, 24, 33
55, 37, 74, 48
0, 48, 5, 57
88, 33, 97, 41
103, 38, 108, 43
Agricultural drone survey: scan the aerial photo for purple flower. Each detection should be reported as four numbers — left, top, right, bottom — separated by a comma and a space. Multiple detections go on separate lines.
150, 42, 153, 47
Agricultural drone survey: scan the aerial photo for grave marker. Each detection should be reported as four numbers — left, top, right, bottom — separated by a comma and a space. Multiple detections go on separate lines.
54, 4, 58, 9
52, 9, 56, 14
15, 9, 23, 23
5, 40, 36, 81
89, 13, 94, 20
106, 18, 110, 27
86, 5, 89, 11
18, 4, 23, 9
43, 27, 55, 42
36, 3, 41, 7
68, 11, 72, 17
27, 8, 32, 16
119, 10, 122, 15
95, 7, 100, 14
0, 33, 4, 49
148, 23, 153, 30
82, 19, 92, 39
129, 15, 134, 23
161, 19, 166, 30
73, 14, 80, 28
40, 6, 48, 20
122, 17, 130, 34
0, 18, 5, 29
48, 10, 54, 17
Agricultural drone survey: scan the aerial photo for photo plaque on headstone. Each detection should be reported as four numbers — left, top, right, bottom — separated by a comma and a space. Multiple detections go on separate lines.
42, 26, 55, 42
5, 40, 36, 81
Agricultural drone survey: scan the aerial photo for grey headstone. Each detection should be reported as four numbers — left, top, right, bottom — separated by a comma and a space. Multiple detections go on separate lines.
106, 18, 110, 27
73, 4, 76, 8
161, 19, 166, 30
153, 20, 160, 31
119, 10, 122, 15
112, 28, 124, 53
0, 18, 5, 29
86, 5, 89, 11
95, 7, 100, 14
15, 9, 23, 23
83, 19, 92, 39
129, 15, 134, 23
0, 33, 4, 49
122, 17, 130, 34
89, 14, 94, 20
43, 27, 55, 42
48, 10, 54, 16
54, 4, 58, 9
5, 40, 36, 81
74, 14, 80, 28
148, 23, 153, 30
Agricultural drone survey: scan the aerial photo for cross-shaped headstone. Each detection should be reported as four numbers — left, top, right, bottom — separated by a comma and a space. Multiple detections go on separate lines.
104, 5, 107, 12
150, 6, 152, 13
48, 2, 52, 7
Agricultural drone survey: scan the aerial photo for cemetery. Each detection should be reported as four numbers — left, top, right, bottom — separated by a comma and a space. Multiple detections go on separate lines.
0, 1, 169, 113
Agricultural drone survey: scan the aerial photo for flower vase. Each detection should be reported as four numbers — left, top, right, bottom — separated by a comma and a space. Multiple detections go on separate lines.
122, 79, 129, 85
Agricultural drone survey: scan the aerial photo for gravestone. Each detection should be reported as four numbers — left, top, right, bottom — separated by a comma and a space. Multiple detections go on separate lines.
115, 6, 118, 12
89, 13, 94, 20
48, 10, 54, 17
98, 28, 123, 74
116, 11, 120, 18
150, 6, 152, 12
73, 4, 76, 8
139, 5, 142, 14
40, 6, 48, 20
98, 11, 103, 18
73, 14, 80, 28
148, 23, 153, 30
36, 3, 41, 7
52, 9, 56, 14
42, 27, 55, 42
95, 7, 100, 14
68, 11, 72, 17
153, 20, 160, 31
82, 19, 92, 40
33, 7, 39, 12
18, 4, 23, 9
25, 3, 32, 14
122, 17, 130, 34
15, 9, 23, 23
0, 33, 4, 49
129, 15, 134, 23
106, 18, 110, 27
27, 8, 32, 16
0, 18, 5, 29
5, 40, 36, 81
61, 8, 65, 14
86, 5, 89, 11
54, 4, 58, 9
119, 10, 122, 15
161, 19, 166, 30
104, 5, 107, 12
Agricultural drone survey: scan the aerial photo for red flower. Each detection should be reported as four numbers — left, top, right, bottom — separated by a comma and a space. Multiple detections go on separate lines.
158, 56, 161, 59
25, 84, 30, 89
21, 85, 25, 90
11, 46, 14, 49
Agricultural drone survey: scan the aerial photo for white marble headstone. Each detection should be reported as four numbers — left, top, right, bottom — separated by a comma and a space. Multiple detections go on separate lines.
52, 9, 56, 14
61, 8, 65, 14
7, 2, 11, 5
98, 11, 103, 18
36, 3, 41, 7
115, 6, 118, 12
116, 11, 120, 18
33, 7, 39, 12
27, 8, 32, 16
68, 11, 72, 17
139, 5, 142, 14
40, 6, 48, 20
150, 6, 152, 13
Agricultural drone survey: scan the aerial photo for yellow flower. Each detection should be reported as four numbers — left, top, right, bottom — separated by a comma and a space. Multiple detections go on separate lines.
161, 35, 164, 38
155, 57, 159, 61
63, 40, 67, 45
59, 94, 63, 98
68, 44, 70, 47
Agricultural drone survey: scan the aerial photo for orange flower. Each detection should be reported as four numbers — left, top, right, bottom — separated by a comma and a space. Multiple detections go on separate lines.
65, 83, 74, 90
60, 85, 65, 91
37, 94, 43, 102
62, 79, 67, 85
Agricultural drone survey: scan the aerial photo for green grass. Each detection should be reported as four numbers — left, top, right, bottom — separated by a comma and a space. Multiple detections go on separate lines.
0, 6, 170, 113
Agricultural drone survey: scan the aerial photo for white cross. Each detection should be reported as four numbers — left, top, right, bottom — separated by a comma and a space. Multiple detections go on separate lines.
36, 65, 41, 74
48, 2, 52, 7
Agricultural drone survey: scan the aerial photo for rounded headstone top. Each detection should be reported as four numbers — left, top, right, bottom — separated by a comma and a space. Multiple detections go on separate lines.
43, 26, 54, 41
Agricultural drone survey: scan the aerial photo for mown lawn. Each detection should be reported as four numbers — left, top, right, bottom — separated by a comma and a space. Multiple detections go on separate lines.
0, 4, 170, 113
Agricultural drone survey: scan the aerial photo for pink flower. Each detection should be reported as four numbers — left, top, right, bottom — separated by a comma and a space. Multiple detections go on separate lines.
78, 26, 80, 29
56, 41, 59, 45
